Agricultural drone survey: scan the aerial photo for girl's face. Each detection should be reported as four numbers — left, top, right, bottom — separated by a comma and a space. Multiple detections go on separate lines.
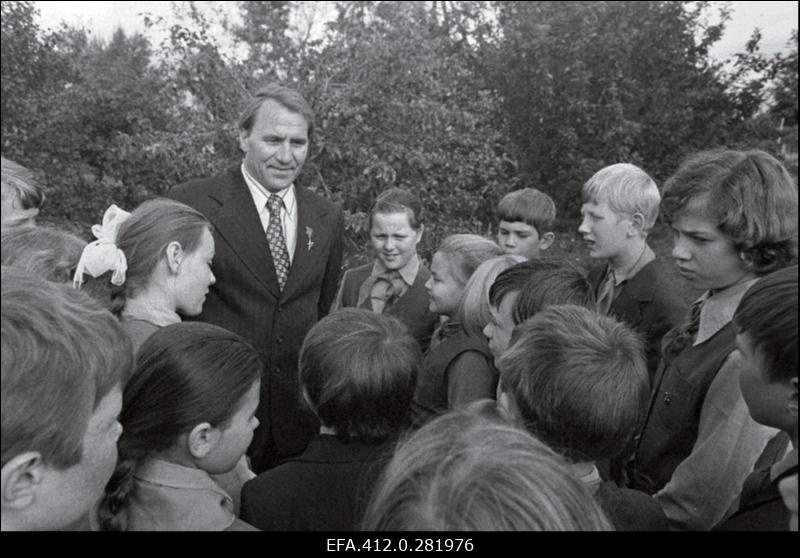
425, 252, 465, 317
174, 228, 216, 316
670, 196, 755, 292
204, 380, 261, 475
370, 211, 422, 271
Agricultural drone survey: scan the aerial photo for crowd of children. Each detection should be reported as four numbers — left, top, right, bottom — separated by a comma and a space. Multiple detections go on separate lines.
2, 148, 797, 531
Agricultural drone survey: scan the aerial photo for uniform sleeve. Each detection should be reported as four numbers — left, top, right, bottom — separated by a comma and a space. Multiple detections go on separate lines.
653, 350, 778, 530
446, 350, 498, 409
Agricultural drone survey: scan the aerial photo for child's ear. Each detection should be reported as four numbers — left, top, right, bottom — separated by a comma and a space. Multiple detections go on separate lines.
629, 213, 646, 237
497, 391, 521, 423
539, 232, 555, 251
1, 452, 44, 511
165, 241, 184, 275
788, 378, 798, 420
416, 224, 424, 245
187, 423, 220, 459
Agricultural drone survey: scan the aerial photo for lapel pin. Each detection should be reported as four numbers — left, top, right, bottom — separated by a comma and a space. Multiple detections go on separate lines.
306, 226, 315, 251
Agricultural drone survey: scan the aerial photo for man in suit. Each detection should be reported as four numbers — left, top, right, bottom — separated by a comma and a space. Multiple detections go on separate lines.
169, 84, 344, 473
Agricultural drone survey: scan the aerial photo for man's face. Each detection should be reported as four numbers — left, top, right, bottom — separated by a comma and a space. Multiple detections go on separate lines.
483, 291, 520, 360
239, 99, 309, 193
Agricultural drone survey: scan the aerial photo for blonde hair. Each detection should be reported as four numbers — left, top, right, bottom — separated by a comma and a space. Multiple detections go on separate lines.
456, 254, 526, 337
436, 234, 503, 286
1, 156, 44, 210
582, 163, 660, 232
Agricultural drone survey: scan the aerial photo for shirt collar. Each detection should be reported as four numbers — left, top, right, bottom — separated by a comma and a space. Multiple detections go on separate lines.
122, 298, 181, 328
771, 447, 798, 483
240, 163, 296, 218
694, 278, 759, 345
135, 457, 232, 498
370, 254, 420, 286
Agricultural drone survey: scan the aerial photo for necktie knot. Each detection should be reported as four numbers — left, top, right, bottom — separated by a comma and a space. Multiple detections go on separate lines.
267, 194, 283, 216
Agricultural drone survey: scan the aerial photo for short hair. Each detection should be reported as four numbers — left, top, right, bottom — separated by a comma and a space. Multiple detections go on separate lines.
661, 149, 798, 275
488, 258, 560, 308
436, 234, 503, 286
300, 309, 419, 443
513, 259, 596, 325
79, 198, 212, 315
1, 156, 44, 210
582, 163, 661, 232
1, 225, 86, 283
98, 321, 262, 531
456, 254, 526, 338
2, 266, 132, 469
238, 83, 315, 138
361, 408, 613, 531
733, 265, 798, 383
498, 305, 648, 463
369, 188, 423, 230
497, 188, 556, 234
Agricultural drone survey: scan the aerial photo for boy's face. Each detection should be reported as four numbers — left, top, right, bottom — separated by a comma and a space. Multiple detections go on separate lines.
735, 332, 797, 432
578, 201, 631, 261
670, 197, 754, 292
483, 291, 520, 359
36, 385, 122, 530
497, 221, 552, 260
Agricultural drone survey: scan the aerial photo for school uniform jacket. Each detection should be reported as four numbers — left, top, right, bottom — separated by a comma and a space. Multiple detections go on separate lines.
169, 166, 344, 473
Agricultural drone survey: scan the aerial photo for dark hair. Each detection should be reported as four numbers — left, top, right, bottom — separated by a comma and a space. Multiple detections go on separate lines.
369, 188, 423, 230
489, 259, 560, 308
238, 83, 315, 138
513, 259, 595, 325
361, 408, 613, 531
2, 266, 131, 469
498, 305, 649, 462
497, 188, 556, 234
300, 309, 419, 443
80, 198, 212, 315
733, 265, 798, 383
661, 149, 798, 275
97, 322, 262, 531
1, 225, 86, 283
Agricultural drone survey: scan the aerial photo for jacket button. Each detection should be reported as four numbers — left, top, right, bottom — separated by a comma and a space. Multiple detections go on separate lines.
663, 392, 672, 405
276, 337, 283, 345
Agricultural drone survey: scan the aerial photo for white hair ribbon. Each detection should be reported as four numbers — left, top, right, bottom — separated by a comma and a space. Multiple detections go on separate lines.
73, 204, 131, 289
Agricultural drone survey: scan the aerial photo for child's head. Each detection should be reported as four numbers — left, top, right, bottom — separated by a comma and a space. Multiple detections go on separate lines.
98, 322, 262, 531
498, 305, 648, 464
484, 258, 595, 359
455, 254, 526, 338
369, 188, 424, 272
2, 267, 131, 531
1, 157, 44, 228
733, 265, 798, 435
361, 408, 612, 531
77, 198, 215, 317
661, 149, 798, 292
579, 163, 660, 261
1, 225, 86, 283
496, 188, 556, 259
426, 234, 503, 318
300, 308, 420, 443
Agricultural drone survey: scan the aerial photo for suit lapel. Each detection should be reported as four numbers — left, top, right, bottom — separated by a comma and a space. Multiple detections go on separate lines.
282, 187, 329, 300
212, 171, 282, 299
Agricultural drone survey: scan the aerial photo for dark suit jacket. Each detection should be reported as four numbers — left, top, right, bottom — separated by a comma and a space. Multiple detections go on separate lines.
240, 434, 393, 531
169, 167, 344, 473
588, 257, 689, 383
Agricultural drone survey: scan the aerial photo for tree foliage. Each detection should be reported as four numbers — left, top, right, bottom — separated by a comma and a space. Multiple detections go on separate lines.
1, 0, 796, 261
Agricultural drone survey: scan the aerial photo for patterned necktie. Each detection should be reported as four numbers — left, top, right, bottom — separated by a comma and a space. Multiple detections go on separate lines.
266, 194, 290, 290
371, 271, 403, 314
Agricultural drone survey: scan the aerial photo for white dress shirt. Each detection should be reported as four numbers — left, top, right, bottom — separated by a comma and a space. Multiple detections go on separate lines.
241, 164, 297, 263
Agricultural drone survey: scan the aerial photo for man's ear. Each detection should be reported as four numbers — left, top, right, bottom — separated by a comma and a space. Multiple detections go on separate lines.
539, 232, 555, 251
788, 377, 798, 420
238, 129, 250, 153
165, 241, 184, 275
1, 452, 44, 510
187, 423, 220, 459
